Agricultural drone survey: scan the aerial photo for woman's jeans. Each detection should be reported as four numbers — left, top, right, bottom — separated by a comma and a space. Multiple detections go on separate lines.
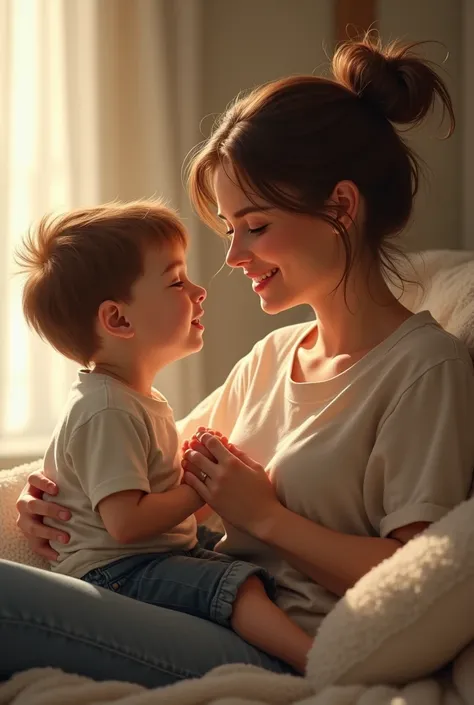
0, 534, 295, 687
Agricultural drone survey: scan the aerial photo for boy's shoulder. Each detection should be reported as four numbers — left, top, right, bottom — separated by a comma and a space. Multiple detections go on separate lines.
63, 373, 151, 435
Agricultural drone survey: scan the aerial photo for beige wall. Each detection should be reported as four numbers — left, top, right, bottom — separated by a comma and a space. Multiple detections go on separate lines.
462, 0, 474, 249
198, 0, 332, 394
196, 0, 464, 398
379, 0, 463, 252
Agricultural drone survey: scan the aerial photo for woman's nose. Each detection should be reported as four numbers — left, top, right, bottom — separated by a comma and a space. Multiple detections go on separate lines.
225, 235, 252, 269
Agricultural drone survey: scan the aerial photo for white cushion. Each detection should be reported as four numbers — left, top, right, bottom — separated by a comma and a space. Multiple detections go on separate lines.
393, 250, 474, 357
306, 495, 474, 689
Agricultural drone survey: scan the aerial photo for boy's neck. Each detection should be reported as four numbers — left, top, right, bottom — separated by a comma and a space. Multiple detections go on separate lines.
91, 360, 158, 398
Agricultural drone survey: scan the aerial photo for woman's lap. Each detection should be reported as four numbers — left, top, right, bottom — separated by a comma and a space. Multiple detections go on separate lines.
0, 559, 294, 687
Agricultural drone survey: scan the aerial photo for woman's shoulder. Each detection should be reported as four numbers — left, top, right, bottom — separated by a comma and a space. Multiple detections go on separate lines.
371, 311, 474, 411
388, 311, 472, 372
251, 320, 314, 360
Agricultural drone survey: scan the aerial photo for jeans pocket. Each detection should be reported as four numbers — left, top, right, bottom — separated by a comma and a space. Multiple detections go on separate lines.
82, 568, 108, 588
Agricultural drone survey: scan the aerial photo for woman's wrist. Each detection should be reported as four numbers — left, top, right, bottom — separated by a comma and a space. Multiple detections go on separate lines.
250, 501, 287, 544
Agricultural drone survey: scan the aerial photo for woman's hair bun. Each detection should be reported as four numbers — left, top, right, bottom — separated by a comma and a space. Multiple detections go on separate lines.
332, 36, 455, 133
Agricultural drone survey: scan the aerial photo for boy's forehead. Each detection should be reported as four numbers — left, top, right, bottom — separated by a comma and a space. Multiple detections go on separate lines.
144, 242, 187, 273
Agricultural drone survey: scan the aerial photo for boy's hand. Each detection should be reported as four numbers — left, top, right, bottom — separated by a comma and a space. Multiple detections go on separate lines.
181, 426, 229, 462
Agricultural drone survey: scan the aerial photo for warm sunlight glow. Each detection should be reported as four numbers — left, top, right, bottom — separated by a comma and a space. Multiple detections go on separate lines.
2, 0, 82, 450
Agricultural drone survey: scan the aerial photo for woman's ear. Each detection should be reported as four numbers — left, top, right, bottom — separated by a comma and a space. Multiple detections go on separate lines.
328, 180, 360, 231
97, 301, 135, 339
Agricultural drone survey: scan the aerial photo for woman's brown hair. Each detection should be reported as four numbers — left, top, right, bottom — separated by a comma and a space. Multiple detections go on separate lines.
188, 36, 455, 288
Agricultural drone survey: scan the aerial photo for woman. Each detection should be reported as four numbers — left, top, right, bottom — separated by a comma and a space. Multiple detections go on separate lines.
6, 37, 474, 686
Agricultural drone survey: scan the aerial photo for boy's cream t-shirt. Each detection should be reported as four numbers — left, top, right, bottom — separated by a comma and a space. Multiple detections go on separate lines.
44, 372, 197, 578
177, 311, 474, 635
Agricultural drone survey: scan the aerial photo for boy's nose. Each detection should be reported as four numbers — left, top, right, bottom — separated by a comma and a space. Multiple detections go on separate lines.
194, 285, 206, 303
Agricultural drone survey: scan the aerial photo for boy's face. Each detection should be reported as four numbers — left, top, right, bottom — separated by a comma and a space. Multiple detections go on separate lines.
125, 242, 206, 366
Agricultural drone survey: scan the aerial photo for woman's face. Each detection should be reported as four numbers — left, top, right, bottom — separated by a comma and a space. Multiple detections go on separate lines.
213, 164, 349, 314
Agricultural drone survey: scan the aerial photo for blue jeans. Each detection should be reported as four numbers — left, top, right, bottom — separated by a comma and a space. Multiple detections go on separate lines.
0, 533, 295, 686
81, 526, 275, 628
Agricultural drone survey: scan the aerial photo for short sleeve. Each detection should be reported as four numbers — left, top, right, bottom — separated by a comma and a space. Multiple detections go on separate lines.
67, 410, 151, 511
364, 358, 474, 538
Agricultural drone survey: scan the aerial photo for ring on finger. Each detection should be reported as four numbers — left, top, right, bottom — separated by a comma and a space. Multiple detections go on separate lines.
200, 470, 208, 483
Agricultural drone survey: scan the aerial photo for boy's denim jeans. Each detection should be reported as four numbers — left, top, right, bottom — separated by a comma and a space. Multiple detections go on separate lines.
81, 525, 276, 628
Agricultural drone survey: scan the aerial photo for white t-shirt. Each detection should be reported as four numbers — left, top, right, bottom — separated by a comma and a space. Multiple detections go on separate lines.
177, 311, 474, 635
44, 371, 197, 578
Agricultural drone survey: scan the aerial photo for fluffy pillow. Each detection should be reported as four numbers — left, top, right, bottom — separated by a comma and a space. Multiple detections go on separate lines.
392, 250, 474, 357
306, 495, 474, 689
0, 460, 49, 569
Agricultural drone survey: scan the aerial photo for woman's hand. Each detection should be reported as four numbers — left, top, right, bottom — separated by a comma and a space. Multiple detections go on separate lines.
182, 432, 281, 538
181, 426, 226, 461
16, 470, 71, 561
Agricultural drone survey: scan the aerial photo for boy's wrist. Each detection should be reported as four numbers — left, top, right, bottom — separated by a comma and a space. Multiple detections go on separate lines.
179, 483, 205, 510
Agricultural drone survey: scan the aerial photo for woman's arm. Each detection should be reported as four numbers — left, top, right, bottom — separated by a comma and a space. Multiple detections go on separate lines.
254, 505, 427, 597
183, 435, 433, 597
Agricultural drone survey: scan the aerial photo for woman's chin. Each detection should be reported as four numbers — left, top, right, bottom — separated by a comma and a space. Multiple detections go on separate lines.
259, 296, 293, 315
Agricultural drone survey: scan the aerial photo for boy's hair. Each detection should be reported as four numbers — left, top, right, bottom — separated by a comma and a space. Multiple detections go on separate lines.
16, 200, 188, 367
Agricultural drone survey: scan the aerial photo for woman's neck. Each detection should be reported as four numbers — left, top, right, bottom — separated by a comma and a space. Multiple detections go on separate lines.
306, 268, 412, 358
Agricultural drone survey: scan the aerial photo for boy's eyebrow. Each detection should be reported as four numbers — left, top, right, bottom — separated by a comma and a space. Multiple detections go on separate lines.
162, 259, 185, 275
217, 206, 273, 220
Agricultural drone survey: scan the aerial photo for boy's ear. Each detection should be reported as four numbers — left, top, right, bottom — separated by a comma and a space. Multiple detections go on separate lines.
97, 301, 135, 339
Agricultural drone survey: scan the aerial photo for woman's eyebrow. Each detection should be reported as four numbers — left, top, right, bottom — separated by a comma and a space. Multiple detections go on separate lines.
217, 206, 273, 220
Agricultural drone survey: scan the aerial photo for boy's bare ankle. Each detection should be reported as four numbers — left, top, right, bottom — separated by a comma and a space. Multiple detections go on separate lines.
230, 575, 313, 674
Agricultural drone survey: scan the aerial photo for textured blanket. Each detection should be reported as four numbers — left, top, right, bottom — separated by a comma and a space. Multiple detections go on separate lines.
1, 649, 474, 705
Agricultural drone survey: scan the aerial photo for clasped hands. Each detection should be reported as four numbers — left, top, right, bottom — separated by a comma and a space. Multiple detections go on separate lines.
181, 427, 279, 537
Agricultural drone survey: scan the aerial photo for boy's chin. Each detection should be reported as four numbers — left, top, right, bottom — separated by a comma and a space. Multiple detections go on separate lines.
186, 336, 204, 353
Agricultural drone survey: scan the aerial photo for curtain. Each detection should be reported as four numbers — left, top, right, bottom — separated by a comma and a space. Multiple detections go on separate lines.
0, 0, 204, 461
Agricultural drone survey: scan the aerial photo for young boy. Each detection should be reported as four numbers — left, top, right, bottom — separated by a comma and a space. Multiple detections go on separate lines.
16, 200, 312, 673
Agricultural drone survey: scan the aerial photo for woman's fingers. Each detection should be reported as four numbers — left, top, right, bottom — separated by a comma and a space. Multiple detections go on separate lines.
28, 497, 70, 522
189, 438, 216, 462
17, 492, 71, 522
227, 443, 262, 471
27, 537, 60, 562
195, 434, 234, 463
182, 448, 217, 477
27, 470, 59, 496
16, 510, 70, 543
182, 471, 211, 502
15, 472, 70, 559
